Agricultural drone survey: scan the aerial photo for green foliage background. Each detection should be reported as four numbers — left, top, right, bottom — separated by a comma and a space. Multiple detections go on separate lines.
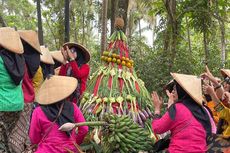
0, 0, 229, 97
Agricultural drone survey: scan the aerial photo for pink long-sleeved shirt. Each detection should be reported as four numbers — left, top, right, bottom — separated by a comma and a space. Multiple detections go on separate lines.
152, 103, 207, 153
29, 103, 88, 153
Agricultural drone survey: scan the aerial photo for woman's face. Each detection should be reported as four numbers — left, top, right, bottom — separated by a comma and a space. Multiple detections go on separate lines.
171, 85, 179, 102
70, 47, 77, 60
223, 82, 230, 92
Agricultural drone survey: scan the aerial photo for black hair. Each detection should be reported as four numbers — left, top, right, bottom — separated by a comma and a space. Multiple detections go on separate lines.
70, 46, 86, 67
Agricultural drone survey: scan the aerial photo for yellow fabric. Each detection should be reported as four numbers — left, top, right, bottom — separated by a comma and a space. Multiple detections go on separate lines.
219, 106, 230, 138
215, 103, 230, 138
32, 66, 43, 94
207, 101, 220, 124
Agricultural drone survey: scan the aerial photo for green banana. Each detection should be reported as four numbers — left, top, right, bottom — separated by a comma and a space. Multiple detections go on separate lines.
114, 134, 121, 143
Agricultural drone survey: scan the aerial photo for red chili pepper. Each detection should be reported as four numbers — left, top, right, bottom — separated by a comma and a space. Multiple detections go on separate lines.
135, 81, 140, 93
119, 78, 124, 93
93, 74, 102, 96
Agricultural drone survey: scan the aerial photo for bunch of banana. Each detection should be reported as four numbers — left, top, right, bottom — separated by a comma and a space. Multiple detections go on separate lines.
102, 114, 154, 153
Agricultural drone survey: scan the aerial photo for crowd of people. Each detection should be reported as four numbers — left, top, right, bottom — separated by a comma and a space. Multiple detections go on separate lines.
0, 26, 229, 153
0, 27, 90, 153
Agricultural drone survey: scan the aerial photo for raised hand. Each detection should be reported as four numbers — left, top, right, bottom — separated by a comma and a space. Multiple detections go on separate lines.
151, 91, 163, 114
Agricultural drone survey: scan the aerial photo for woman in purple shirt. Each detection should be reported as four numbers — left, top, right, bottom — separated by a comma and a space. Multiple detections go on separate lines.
29, 75, 88, 153
151, 73, 212, 153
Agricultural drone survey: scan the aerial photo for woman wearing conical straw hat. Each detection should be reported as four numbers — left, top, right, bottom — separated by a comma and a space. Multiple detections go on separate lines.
32, 45, 55, 94
0, 27, 25, 152
29, 75, 88, 152
59, 42, 91, 104
8, 30, 42, 153
151, 73, 213, 153
40, 45, 55, 79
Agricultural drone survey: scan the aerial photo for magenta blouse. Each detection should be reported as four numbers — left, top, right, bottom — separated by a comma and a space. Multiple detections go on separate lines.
152, 103, 207, 153
29, 103, 88, 153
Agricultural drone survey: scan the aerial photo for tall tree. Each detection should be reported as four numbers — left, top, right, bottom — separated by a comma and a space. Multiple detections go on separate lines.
100, 0, 108, 54
164, 0, 178, 71
214, 0, 226, 68
64, 0, 70, 42
37, 0, 44, 45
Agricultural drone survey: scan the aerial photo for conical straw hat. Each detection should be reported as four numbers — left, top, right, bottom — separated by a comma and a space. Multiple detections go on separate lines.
18, 30, 41, 54
63, 42, 90, 63
170, 73, 203, 105
50, 50, 64, 64
220, 69, 230, 78
40, 46, 55, 65
0, 27, 23, 54
36, 75, 78, 105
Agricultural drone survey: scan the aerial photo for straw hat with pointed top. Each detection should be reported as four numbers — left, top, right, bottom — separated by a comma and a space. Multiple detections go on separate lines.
36, 75, 78, 105
220, 69, 230, 78
40, 46, 55, 65
170, 73, 203, 105
63, 42, 90, 63
18, 30, 41, 54
50, 50, 64, 64
0, 27, 24, 54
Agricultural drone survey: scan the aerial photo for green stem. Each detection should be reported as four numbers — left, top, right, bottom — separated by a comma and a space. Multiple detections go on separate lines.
74, 121, 107, 127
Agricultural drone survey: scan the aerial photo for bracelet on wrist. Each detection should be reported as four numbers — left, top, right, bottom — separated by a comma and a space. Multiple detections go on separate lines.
214, 84, 221, 91
69, 58, 75, 62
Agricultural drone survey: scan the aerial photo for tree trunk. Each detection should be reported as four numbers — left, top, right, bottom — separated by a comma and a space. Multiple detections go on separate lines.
100, 0, 108, 54
0, 15, 7, 27
72, 11, 78, 42
214, 0, 226, 68
152, 17, 156, 47
64, 0, 70, 42
164, 0, 177, 71
138, 19, 141, 38
118, 0, 129, 33
110, 0, 118, 35
185, 16, 192, 53
219, 19, 226, 68
203, 30, 208, 65
36, 0, 44, 45
82, 11, 85, 45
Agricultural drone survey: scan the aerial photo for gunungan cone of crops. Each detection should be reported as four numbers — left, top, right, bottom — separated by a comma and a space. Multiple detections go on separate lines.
115, 17, 124, 29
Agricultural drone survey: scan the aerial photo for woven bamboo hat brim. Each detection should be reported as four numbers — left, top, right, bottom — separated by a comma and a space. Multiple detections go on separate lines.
50, 50, 64, 64
220, 69, 230, 78
40, 46, 55, 65
63, 42, 90, 63
0, 27, 24, 54
171, 73, 203, 105
18, 30, 41, 54
36, 75, 78, 105
54, 66, 61, 75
